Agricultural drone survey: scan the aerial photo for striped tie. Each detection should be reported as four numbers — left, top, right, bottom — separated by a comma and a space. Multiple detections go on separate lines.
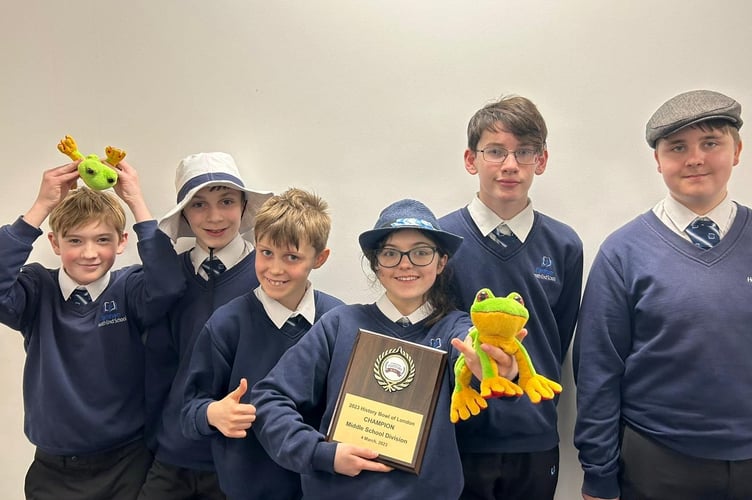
70, 288, 92, 305
201, 258, 226, 278
489, 224, 522, 251
685, 218, 720, 249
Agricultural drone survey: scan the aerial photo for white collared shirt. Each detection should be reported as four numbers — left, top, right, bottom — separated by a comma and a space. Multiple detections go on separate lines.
375, 293, 434, 324
190, 234, 252, 279
652, 194, 736, 241
59, 268, 110, 302
254, 282, 317, 329
467, 195, 534, 243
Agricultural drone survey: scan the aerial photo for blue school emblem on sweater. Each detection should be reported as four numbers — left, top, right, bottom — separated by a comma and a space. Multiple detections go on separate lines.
534, 255, 558, 283
374, 347, 416, 392
97, 300, 127, 327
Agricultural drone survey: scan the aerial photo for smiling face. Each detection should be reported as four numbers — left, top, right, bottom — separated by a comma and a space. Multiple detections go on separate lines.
464, 127, 548, 220
255, 234, 329, 311
654, 124, 742, 214
375, 229, 448, 316
48, 220, 127, 285
182, 186, 245, 252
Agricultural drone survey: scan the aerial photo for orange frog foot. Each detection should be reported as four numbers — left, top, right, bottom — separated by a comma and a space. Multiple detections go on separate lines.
480, 376, 523, 399
450, 387, 488, 423
105, 146, 126, 166
522, 375, 562, 404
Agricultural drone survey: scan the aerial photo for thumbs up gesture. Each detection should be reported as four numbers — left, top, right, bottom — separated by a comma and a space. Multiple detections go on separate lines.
206, 378, 257, 438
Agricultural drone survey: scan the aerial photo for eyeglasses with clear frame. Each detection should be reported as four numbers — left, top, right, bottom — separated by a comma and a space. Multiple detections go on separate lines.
476, 146, 540, 165
375, 246, 438, 268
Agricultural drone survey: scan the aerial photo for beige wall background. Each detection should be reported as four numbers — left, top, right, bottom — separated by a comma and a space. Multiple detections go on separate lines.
1, 1, 751, 498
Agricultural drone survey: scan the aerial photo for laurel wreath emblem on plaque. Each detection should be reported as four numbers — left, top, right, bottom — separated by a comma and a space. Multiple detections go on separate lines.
373, 346, 416, 392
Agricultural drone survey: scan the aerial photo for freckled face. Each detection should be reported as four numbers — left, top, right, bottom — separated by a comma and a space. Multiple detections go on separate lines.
375, 229, 447, 316
48, 220, 126, 285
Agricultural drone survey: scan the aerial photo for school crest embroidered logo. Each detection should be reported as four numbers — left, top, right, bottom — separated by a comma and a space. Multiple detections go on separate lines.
534, 255, 558, 282
97, 300, 128, 327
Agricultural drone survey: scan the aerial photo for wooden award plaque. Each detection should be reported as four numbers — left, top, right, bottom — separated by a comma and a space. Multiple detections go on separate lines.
326, 329, 447, 474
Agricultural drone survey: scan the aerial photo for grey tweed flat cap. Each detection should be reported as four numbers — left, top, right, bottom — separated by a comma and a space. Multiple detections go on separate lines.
646, 89, 742, 148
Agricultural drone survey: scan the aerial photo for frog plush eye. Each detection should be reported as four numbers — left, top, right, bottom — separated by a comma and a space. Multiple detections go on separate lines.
476, 290, 490, 302
511, 293, 525, 307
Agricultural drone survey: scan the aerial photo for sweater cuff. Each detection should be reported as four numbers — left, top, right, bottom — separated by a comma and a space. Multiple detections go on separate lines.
312, 440, 338, 473
132, 220, 158, 239
195, 401, 215, 437
582, 470, 620, 500
14, 216, 44, 240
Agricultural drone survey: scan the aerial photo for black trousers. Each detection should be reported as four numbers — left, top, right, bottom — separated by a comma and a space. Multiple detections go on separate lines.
459, 446, 559, 500
620, 425, 752, 500
25, 439, 152, 500
137, 459, 226, 500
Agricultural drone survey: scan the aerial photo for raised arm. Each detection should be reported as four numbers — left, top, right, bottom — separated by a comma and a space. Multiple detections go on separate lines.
24, 162, 80, 228
111, 160, 151, 223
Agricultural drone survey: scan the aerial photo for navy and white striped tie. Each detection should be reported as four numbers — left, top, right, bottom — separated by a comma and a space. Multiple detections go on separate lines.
489, 223, 521, 250
685, 218, 720, 249
201, 258, 226, 277
70, 288, 92, 305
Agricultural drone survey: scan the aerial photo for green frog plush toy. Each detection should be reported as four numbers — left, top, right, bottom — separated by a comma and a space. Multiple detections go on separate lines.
450, 288, 563, 423
57, 135, 125, 190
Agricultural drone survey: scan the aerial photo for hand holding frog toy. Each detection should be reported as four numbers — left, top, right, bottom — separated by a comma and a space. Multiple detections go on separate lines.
450, 288, 562, 423
57, 135, 125, 190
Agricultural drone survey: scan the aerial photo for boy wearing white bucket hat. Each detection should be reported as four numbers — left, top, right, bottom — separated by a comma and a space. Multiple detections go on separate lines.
141, 152, 272, 499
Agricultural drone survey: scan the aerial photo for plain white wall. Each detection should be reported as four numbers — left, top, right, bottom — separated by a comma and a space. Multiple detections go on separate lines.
1, 1, 751, 498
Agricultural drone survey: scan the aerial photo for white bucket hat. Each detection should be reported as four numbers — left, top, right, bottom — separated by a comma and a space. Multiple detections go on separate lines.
158, 152, 273, 242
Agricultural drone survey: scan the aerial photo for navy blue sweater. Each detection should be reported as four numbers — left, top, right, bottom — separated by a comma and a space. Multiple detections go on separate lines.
182, 289, 344, 500
440, 208, 583, 453
145, 250, 258, 470
251, 304, 472, 500
574, 206, 752, 499
0, 217, 184, 455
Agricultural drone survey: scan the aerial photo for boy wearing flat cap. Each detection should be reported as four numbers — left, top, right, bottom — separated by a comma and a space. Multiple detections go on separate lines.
573, 89, 752, 500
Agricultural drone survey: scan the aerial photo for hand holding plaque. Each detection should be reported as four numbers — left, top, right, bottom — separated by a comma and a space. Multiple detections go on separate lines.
326, 329, 447, 474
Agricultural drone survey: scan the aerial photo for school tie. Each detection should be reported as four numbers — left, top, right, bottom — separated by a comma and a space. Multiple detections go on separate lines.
285, 315, 308, 328
70, 288, 92, 306
685, 218, 720, 249
201, 257, 226, 278
489, 223, 522, 251
396, 317, 411, 327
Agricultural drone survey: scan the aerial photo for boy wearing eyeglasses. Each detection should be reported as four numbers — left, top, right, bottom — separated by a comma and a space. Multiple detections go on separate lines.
440, 95, 583, 500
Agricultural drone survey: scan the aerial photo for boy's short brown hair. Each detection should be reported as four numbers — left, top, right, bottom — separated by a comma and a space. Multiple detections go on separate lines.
689, 119, 741, 145
467, 95, 548, 152
254, 188, 331, 253
48, 188, 127, 237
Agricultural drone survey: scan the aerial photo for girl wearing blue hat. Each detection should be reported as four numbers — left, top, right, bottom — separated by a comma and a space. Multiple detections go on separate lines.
250, 199, 518, 499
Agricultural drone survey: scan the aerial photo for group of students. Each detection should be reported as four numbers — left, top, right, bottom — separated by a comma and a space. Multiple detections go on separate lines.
0, 87, 748, 500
